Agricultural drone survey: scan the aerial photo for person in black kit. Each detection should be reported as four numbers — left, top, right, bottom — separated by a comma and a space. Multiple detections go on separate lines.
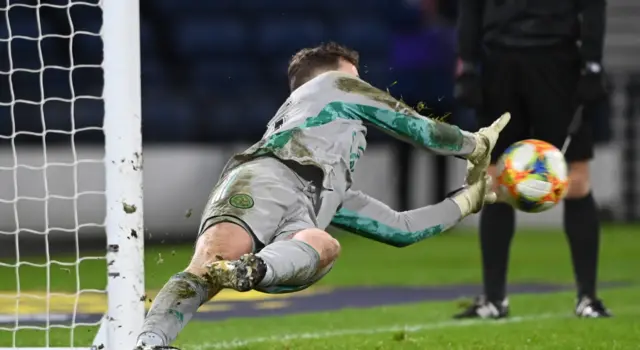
453, 0, 611, 318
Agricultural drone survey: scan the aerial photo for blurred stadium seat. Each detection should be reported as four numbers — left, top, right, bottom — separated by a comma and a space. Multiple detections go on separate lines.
140, 20, 156, 54
191, 60, 261, 98
7, 70, 41, 102
335, 19, 390, 54
245, 94, 282, 126
7, 38, 41, 71
156, 0, 238, 13
359, 60, 392, 89
244, 0, 321, 11
324, 0, 390, 11
1, 1, 469, 144
142, 89, 196, 142
0, 105, 10, 138
205, 100, 250, 140
141, 57, 167, 87
174, 18, 247, 56
68, 3, 102, 34
4, 6, 45, 38
205, 94, 278, 141
257, 19, 326, 55
42, 66, 72, 100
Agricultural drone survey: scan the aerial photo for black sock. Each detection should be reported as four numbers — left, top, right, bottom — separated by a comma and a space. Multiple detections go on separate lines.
563, 192, 600, 299
479, 202, 516, 302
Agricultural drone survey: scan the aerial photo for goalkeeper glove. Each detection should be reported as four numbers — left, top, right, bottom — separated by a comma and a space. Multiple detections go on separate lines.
463, 112, 511, 184
449, 172, 497, 217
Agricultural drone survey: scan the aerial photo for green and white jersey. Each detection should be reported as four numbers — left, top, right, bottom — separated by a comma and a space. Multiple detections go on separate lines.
222, 71, 477, 231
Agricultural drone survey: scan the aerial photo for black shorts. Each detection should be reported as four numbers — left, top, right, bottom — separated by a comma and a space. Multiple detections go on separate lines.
478, 45, 594, 164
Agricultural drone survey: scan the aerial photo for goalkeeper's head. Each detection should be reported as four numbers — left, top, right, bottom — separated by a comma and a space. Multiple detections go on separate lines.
287, 42, 360, 92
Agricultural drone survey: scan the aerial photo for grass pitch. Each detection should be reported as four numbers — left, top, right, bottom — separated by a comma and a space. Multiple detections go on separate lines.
0, 225, 638, 349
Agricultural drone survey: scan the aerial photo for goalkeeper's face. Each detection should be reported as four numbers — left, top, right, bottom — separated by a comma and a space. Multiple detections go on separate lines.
337, 58, 359, 78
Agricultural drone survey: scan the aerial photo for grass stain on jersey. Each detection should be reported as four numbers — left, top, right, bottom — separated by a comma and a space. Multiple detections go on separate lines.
284, 130, 315, 159
429, 119, 465, 150
336, 77, 416, 115
222, 77, 464, 183
335, 77, 464, 152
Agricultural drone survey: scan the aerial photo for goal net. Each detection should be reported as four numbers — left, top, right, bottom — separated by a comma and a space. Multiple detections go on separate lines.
0, 1, 144, 349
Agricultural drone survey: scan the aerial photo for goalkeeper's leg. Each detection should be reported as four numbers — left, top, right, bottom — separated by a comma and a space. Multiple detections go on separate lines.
135, 222, 253, 348
211, 228, 340, 295
135, 157, 340, 348
136, 223, 339, 348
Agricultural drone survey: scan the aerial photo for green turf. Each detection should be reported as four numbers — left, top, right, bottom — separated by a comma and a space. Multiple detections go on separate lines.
1, 225, 639, 348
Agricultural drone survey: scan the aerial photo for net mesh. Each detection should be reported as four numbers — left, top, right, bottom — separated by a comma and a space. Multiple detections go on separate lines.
0, 0, 106, 347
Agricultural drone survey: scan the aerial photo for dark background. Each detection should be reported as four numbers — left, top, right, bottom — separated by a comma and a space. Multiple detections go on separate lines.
0, 0, 635, 224
0, 0, 518, 143
0, 0, 615, 143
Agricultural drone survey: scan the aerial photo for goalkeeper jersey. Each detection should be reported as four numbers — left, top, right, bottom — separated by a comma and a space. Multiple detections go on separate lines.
221, 71, 477, 228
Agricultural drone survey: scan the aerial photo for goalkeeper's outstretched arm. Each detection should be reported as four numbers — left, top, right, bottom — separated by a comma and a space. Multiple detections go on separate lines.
330, 190, 464, 248
328, 72, 479, 157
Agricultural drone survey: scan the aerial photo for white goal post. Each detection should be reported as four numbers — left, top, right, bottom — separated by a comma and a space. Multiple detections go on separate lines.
0, 0, 144, 349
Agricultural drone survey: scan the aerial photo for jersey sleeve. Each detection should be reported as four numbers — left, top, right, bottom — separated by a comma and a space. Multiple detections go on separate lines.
329, 73, 477, 156
330, 190, 462, 247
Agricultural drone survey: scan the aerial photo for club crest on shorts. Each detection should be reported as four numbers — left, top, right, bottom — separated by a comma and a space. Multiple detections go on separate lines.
228, 193, 254, 209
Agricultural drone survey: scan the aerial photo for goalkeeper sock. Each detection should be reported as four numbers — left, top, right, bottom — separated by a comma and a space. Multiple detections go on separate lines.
256, 239, 321, 290
137, 272, 210, 346
564, 192, 600, 299
479, 202, 516, 302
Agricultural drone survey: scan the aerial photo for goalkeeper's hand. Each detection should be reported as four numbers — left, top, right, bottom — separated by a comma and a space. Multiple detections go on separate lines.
464, 112, 511, 184
449, 172, 497, 217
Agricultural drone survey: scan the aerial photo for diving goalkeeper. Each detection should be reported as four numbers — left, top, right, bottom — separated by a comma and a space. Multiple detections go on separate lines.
134, 42, 510, 349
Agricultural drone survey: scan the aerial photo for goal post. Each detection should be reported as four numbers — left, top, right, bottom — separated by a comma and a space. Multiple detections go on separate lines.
0, 0, 144, 349
103, 0, 145, 349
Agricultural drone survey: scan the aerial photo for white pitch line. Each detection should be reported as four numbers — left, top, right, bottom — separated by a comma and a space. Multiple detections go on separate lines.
189, 312, 561, 350
187, 306, 640, 350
